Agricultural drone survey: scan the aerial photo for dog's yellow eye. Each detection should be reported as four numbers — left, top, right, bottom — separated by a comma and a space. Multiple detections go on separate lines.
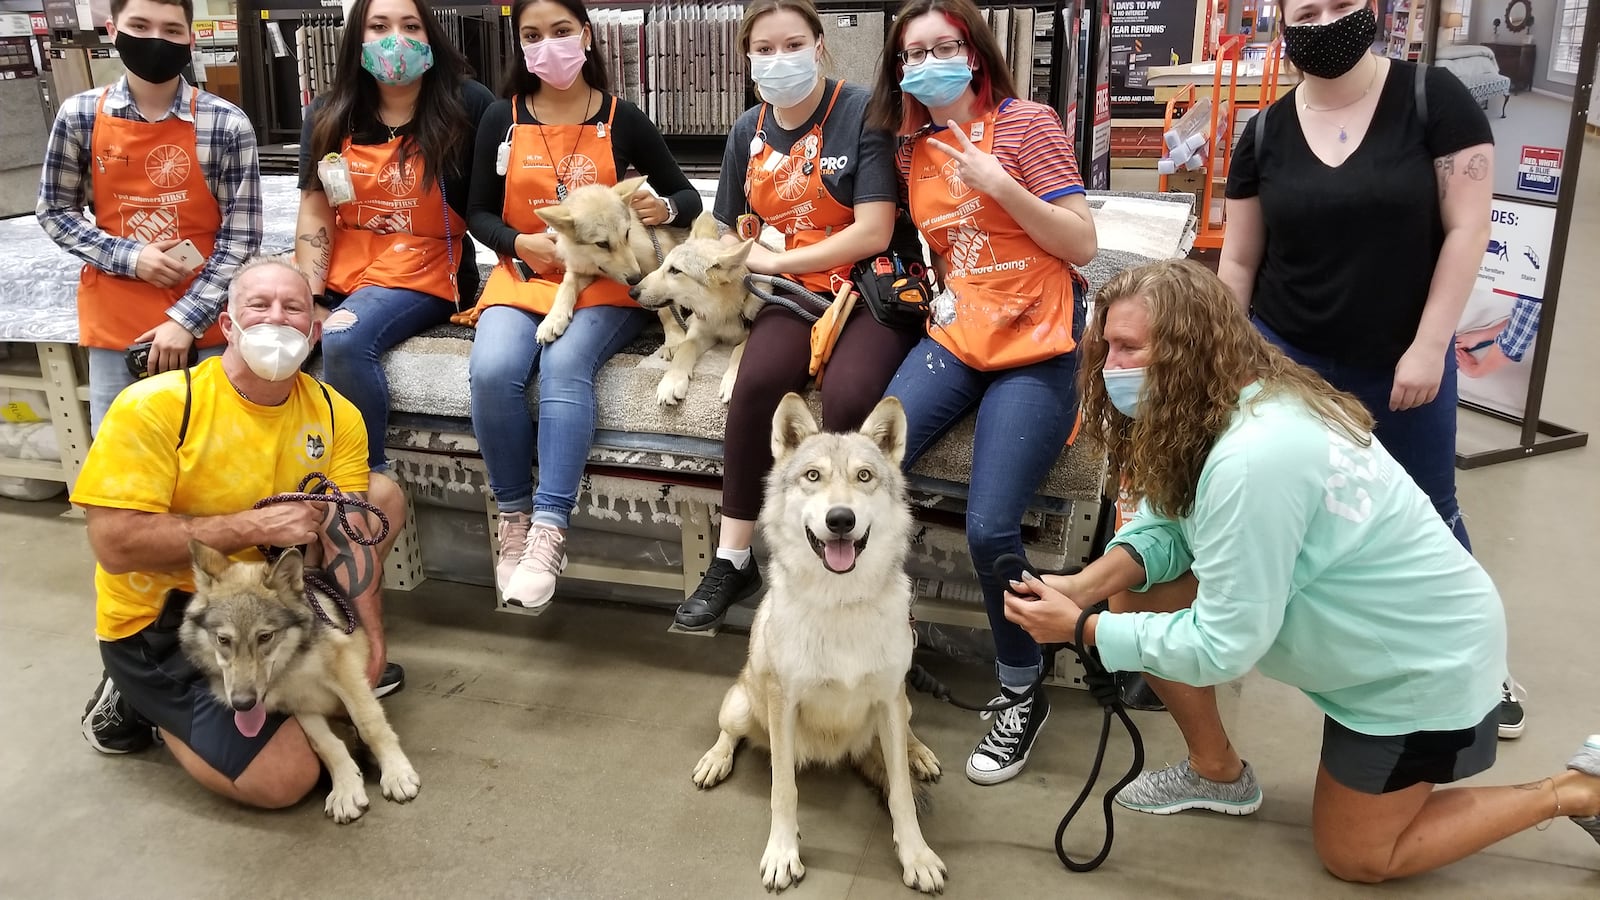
856, 469, 873, 483
216, 635, 231, 647
804, 468, 821, 482
257, 632, 274, 646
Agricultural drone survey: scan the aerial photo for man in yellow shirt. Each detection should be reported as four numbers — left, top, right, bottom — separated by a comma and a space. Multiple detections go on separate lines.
71, 256, 408, 810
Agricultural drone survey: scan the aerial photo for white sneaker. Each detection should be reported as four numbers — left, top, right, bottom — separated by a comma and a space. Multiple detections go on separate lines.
505, 523, 566, 612
494, 511, 531, 596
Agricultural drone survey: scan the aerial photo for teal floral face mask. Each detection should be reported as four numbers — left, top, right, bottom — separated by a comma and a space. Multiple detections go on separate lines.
361, 34, 434, 86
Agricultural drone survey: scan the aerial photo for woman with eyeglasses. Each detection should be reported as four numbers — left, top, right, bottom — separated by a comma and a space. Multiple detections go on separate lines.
866, 0, 1097, 786
465, 0, 701, 612
669, 0, 921, 634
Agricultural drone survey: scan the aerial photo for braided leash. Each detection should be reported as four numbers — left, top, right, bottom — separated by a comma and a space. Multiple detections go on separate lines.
743, 273, 832, 323
252, 473, 391, 635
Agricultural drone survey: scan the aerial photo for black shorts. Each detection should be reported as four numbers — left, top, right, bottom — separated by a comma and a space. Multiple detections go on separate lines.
1321, 709, 1498, 794
99, 590, 290, 781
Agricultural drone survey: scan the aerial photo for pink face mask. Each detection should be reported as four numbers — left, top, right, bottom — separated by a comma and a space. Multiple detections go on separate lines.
523, 34, 587, 89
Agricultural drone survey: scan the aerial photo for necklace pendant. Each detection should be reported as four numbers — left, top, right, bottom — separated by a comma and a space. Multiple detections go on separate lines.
1338, 127, 1348, 143
556, 182, 568, 201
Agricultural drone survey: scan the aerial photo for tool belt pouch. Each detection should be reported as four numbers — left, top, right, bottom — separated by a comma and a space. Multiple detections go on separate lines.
851, 253, 932, 332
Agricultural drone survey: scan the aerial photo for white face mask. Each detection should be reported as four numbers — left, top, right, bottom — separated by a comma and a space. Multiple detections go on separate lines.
233, 322, 312, 382
749, 47, 819, 108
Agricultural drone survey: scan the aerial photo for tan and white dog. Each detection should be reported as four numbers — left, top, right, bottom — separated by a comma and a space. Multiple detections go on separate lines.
179, 541, 420, 823
628, 212, 762, 406
533, 175, 688, 349
692, 395, 947, 893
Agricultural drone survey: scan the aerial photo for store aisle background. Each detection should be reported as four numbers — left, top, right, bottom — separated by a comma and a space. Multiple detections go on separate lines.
2, 141, 1597, 898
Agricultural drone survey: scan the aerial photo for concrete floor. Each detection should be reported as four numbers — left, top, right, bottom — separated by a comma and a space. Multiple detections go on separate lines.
4, 143, 1599, 899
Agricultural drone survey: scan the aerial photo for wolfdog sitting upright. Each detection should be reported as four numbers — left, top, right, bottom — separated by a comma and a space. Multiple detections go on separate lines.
691, 395, 947, 893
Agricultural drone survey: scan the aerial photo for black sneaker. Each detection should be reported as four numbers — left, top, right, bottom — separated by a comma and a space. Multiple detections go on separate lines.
81, 674, 155, 755
966, 685, 1051, 785
673, 557, 763, 631
374, 662, 405, 700
1498, 678, 1525, 740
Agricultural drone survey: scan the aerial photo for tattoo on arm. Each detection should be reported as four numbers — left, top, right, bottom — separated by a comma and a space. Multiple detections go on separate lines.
317, 494, 380, 602
1465, 152, 1490, 181
1434, 156, 1455, 200
298, 226, 332, 278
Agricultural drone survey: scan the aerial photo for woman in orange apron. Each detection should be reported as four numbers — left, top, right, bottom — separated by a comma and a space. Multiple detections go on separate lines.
294, 0, 496, 473
671, 0, 922, 633
865, 0, 1098, 786
465, 0, 701, 611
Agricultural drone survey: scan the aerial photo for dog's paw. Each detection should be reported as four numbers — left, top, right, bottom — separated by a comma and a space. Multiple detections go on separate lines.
381, 762, 421, 803
657, 338, 679, 362
536, 312, 572, 344
718, 373, 738, 404
759, 836, 804, 892
897, 842, 947, 894
656, 372, 690, 406
692, 746, 734, 789
325, 783, 370, 824
909, 743, 942, 783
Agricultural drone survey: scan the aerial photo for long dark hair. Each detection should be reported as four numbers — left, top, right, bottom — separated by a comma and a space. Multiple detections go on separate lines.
499, 0, 609, 98
310, 0, 474, 188
866, 0, 1018, 135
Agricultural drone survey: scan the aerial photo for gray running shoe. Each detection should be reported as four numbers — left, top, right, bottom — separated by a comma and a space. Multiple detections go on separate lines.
1115, 759, 1264, 816
1566, 734, 1600, 846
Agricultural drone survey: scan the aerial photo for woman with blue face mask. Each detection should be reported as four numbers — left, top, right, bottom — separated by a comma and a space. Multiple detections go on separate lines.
671, 0, 922, 634
1007, 260, 1600, 885
863, 0, 1097, 787
294, 0, 497, 475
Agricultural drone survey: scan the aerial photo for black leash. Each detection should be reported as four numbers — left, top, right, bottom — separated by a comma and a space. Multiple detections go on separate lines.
743, 273, 831, 323
904, 554, 1145, 873
251, 473, 391, 635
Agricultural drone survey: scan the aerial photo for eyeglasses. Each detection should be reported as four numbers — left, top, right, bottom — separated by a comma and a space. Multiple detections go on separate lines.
898, 39, 966, 67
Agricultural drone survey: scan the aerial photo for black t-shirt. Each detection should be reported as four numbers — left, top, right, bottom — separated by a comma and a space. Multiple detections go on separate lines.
466, 93, 702, 258
298, 79, 497, 297
1227, 62, 1493, 366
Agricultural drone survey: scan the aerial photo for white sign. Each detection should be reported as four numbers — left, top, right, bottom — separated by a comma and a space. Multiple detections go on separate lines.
1478, 200, 1557, 301
1457, 199, 1559, 417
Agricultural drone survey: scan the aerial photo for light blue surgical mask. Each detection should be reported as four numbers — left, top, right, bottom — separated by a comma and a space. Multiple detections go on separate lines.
361, 34, 434, 87
899, 56, 973, 109
1102, 366, 1147, 418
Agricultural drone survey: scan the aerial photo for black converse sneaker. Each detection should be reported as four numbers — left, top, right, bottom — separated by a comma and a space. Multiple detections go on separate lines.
81, 674, 155, 755
966, 685, 1051, 785
673, 557, 763, 631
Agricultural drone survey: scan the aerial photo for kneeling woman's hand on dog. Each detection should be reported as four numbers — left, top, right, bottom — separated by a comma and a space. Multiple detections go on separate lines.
1004, 571, 1087, 645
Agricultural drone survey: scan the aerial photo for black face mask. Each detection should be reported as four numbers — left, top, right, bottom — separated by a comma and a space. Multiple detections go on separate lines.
114, 31, 192, 84
1283, 6, 1378, 80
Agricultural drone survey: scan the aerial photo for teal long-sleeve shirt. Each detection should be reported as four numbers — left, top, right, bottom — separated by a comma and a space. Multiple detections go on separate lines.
1095, 384, 1505, 736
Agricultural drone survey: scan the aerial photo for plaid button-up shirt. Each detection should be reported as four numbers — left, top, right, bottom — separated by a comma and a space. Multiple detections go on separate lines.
36, 77, 262, 337
1495, 297, 1541, 363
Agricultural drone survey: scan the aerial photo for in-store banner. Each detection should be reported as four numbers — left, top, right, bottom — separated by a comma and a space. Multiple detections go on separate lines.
1109, 0, 1196, 106
1454, 199, 1556, 418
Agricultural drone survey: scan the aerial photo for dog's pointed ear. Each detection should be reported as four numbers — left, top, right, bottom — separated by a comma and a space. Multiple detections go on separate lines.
535, 205, 574, 231
714, 239, 754, 271
771, 393, 820, 461
861, 396, 908, 466
690, 211, 721, 241
613, 175, 649, 200
189, 540, 231, 588
265, 548, 306, 596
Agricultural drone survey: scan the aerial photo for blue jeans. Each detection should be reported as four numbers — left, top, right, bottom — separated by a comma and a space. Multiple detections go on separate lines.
320, 286, 454, 471
1255, 316, 1470, 550
887, 337, 1082, 689
87, 344, 225, 436
469, 303, 651, 527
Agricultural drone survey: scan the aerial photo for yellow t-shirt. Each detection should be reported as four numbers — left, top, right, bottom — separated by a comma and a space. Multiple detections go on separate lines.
71, 358, 369, 640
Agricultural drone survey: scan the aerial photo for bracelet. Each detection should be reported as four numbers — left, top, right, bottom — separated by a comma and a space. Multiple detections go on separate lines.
1535, 778, 1563, 831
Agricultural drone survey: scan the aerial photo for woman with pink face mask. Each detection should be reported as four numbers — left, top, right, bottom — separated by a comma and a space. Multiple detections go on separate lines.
465, 0, 701, 612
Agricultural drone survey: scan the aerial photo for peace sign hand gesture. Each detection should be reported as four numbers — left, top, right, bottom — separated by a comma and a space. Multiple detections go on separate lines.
926, 120, 1013, 199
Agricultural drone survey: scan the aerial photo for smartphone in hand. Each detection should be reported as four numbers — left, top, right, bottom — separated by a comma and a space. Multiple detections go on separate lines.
165, 239, 205, 272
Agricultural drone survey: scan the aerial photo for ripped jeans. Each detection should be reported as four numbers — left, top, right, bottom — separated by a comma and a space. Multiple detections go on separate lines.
320, 286, 454, 471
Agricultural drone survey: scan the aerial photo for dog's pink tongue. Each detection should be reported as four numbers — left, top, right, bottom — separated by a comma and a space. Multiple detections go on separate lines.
824, 539, 856, 572
234, 703, 267, 738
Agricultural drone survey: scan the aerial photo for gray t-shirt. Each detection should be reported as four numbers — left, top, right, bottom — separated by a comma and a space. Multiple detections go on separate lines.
713, 80, 899, 227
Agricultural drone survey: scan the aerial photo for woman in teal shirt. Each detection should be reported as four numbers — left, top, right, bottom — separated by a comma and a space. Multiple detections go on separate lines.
1004, 260, 1600, 883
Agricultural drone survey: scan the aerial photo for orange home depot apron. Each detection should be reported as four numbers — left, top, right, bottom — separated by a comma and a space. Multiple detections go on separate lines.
744, 82, 855, 295
79, 90, 224, 351
908, 111, 1080, 371
324, 135, 464, 304
478, 98, 633, 315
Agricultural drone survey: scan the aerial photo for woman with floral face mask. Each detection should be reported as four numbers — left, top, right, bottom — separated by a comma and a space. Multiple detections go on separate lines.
670, 0, 919, 634
294, 0, 496, 475
861, 0, 1096, 786
1218, 0, 1523, 740
464, 0, 701, 611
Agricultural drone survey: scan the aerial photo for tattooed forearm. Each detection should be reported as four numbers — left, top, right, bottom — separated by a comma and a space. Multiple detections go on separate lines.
314, 493, 380, 603
297, 226, 332, 279
1465, 152, 1490, 181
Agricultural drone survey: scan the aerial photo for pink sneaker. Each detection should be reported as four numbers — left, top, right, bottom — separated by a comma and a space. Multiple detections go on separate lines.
494, 511, 531, 596
505, 524, 566, 612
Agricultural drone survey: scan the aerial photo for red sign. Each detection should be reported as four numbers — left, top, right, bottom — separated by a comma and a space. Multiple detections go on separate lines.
30, 13, 48, 34
1516, 145, 1563, 196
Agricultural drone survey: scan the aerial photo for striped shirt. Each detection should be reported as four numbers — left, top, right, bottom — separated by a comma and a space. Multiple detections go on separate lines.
897, 98, 1086, 203
36, 77, 262, 337
1495, 297, 1540, 362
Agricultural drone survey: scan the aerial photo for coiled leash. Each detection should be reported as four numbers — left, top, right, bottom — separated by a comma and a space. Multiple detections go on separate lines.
743, 273, 830, 322
252, 473, 391, 635
904, 554, 1146, 873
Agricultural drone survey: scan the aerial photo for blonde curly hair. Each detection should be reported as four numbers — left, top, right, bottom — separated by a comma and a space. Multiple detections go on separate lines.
1079, 259, 1375, 519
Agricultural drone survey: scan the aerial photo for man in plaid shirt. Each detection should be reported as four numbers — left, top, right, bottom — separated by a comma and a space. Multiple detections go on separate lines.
1456, 297, 1541, 379
37, 0, 261, 433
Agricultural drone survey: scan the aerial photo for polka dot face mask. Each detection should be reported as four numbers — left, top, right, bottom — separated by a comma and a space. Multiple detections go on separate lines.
1283, 5, 1378, 80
